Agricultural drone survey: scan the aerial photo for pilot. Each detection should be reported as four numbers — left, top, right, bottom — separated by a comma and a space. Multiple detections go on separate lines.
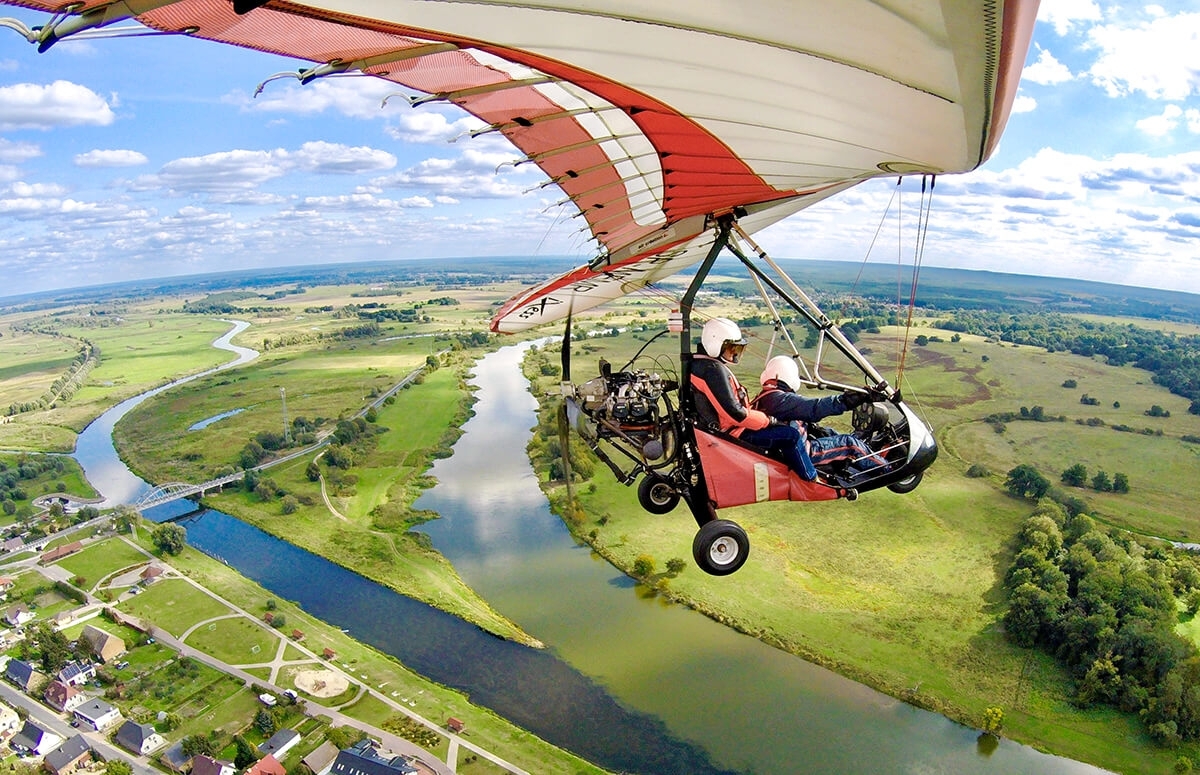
753, 355, 887, 474
690, 318, 818, 479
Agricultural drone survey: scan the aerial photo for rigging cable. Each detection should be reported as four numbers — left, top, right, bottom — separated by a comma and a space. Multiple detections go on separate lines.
895, 175, 936, 385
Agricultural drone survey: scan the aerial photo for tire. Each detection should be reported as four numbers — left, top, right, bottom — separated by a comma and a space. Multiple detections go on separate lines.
887, 471, 923, 494
638, 475, 680, 514
692, 519, 750, 576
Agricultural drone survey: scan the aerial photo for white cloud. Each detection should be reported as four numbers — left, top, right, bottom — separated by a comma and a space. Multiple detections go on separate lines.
7, 181, 69, 197
1038, 0, 1103, 36
1136, 105, 1183, 137
156, 149, 290, 193
1086, 11, 1200, 100
1011, 94, 1037, 114
0, 80, 115, 130
230, 76, 399, 120
385, 110, 484, 144
0, 138, 41, 163
291, 141, 396, 174
1023, 48, 1074, 85
1186, 108, 1200, 134
74, 149, 148, 167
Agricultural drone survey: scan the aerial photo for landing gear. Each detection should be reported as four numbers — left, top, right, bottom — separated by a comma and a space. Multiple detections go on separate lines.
637, 474, 680, 514
887, 471, 923, 494
692, 519, 749, 576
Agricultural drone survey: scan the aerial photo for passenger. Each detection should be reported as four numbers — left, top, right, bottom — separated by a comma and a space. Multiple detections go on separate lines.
689, 318, 817, 479
753, 355, 887, 474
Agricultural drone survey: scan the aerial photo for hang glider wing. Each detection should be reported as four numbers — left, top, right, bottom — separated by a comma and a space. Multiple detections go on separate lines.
3, 0, 1038, 332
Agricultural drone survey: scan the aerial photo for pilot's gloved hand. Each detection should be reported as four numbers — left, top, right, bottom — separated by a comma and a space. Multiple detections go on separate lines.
841, 390, 872, 410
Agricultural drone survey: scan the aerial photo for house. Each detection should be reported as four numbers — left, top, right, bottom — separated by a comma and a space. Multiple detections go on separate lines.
56, 661, 96, 687
72, 698, 122, 731
263, 612, 274, 625
0, 577, 13, 599
1, 539, 22, 554
43, 734, 91, 775
190, 754, 236, 775
139, 565, 164, 584
322, 648, 336, 660
0, 703, 21, 741
257, 729, 299, 759
4, 659, 45, 692
10, 719, 61, 756
44, 680, 86, 713
446, 717, 465, 734
52, 610, 77, 628
330, 739, 418, 775
290, 629, 304, 641
80, 624, 125, 663
302, 742, 339, 775
246, 755, 286, 775
114, 720, 165, 756
4, 603, 33, 627
159, 741, 192, 773
39, 541, 82, 565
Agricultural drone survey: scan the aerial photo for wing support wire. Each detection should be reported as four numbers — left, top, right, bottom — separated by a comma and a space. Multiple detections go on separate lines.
409, 75, 558, 108
452, 104, 622, 143
1, 0, 195, 51
726, 222, 891, 396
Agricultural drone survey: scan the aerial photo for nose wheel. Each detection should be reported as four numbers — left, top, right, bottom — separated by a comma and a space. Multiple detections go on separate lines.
693, 519, 749, 576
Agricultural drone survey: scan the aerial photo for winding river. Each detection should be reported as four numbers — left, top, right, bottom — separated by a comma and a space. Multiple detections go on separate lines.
71, 324, 1111, 775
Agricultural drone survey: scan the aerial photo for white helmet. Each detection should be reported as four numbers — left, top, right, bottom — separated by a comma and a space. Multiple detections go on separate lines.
701, 317, 746, 359
760, 355, 801, 391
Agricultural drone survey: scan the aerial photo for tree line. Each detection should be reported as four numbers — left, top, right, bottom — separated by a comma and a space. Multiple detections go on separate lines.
1002, 499, 1200, 746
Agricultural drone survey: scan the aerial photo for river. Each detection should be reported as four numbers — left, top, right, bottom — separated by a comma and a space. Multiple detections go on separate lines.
72, 327, 1111, 775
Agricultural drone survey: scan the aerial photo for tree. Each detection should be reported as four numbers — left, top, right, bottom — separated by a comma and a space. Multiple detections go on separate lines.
281, 495, 299, 514
981, 706, 1004, 736
34, 623, 71, 672
1091, 470, 1112, 492
1061, 463, 1087, 487
666, 558, 687, 576
632, 554, 656, 578
106, 761, 133, 775
152, 523, 186, 555
233, 735, 259, 769
254, 707, 278, 735
1005, 465, 1051, 499
181, 734, 217, 758
1112, 473, 1130, 493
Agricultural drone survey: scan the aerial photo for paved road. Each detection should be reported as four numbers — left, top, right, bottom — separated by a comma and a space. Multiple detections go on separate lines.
0, 681, 159, 775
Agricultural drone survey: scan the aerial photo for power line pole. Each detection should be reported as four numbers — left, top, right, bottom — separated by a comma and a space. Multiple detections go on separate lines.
280, 386, 292, 444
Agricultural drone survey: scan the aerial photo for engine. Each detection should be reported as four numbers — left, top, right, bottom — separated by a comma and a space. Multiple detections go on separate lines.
575, 361, 677, 463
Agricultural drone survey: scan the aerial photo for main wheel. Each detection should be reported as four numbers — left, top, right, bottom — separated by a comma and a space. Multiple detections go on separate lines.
693, 519, 750, 576
887, 471, 923, 494
638, 474, 679, 514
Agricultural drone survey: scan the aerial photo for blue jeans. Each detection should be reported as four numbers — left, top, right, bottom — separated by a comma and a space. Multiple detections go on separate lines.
739, 424, 818, 480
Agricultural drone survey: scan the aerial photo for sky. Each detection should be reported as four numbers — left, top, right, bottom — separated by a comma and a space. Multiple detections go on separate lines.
0, 1, 1199, 300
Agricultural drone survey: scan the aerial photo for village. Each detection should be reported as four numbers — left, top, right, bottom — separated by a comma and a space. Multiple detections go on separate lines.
0, 520, 518, 775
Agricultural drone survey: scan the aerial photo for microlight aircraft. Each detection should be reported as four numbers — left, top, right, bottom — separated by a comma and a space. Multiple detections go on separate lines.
2, 0, 1039, 574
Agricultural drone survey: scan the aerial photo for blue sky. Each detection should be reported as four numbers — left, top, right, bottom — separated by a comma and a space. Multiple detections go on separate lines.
1, 1, 1199, 299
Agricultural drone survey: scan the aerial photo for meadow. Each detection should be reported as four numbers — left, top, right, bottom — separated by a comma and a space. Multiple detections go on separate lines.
526, 319, 1200, 775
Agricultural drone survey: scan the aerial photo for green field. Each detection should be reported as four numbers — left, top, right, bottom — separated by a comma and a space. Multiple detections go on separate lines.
529, 324, 1200, 775
116, 577, 233, 637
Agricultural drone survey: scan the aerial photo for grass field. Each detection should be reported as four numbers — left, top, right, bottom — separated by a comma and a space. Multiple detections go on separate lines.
185, 616, 281, 664
116, 577, 233, 637
531, 325, 1200, 775
55, 539, 151, 587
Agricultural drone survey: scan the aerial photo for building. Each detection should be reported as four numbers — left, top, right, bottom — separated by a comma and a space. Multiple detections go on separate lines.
114, 720, 165, 756
258, 729, 299, 759
190, 754, 236, 775
0, 577, 13, 599
0, 702, 20, 742
10, 719, 61, 756
1, 539, 22, 554
4, 659, 44, 692
39, 541, 83, 565
446, 717, 465, 734
246, 755, 286, 775
43, 734, 92, 775
80, 624, 125, 664
330, 739, 418, 775
139, 565, 164, 584
159, 741, 192, 773
4, 603, 33, 627
302, 742, 339, 775
322, 648, 336, 660
44, 680, 86, 713
72, 698, 122, 732
56, 661, 96, 687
